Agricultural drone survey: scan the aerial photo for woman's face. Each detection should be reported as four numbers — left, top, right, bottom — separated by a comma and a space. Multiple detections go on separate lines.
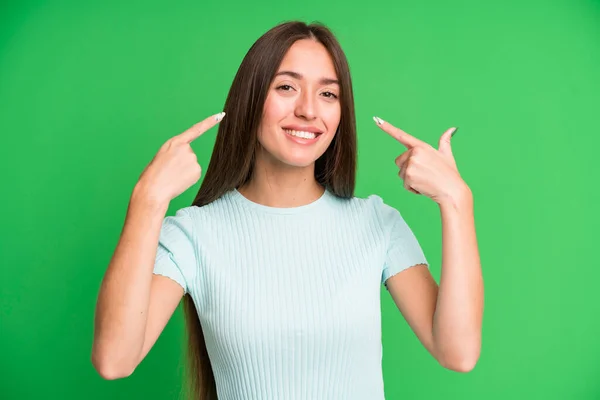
257, 39, 341, 168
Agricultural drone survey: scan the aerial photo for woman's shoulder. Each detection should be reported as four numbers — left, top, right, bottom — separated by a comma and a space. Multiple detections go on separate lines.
342, 192, 406, 229
174, 189, 236, 215
342, 192, 390, 212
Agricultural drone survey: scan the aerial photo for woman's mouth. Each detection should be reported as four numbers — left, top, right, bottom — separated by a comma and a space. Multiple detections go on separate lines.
283, 128, 321, 140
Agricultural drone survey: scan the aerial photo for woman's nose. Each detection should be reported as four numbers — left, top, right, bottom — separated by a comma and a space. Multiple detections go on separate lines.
294, 91, 316, 120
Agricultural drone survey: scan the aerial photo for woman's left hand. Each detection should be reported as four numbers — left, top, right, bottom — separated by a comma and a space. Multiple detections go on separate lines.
373, 116, 470, 205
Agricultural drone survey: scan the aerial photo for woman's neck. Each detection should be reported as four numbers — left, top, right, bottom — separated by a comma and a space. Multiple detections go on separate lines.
237, 155, 324, 208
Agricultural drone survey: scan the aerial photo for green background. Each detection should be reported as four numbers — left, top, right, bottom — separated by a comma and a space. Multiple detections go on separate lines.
1, 0, 599, 398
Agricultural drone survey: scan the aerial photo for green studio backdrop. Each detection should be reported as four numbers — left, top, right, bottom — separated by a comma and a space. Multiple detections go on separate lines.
1, 0, 599, 399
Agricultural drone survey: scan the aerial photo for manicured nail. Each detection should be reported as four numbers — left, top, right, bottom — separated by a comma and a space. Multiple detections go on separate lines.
373, 116, 384, 125
215, 112, 226, 122
451, 127, 458, 137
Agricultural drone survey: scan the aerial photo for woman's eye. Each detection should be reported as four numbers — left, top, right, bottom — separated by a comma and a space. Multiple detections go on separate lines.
322, 91, 338, 99
276, 84, 294, 91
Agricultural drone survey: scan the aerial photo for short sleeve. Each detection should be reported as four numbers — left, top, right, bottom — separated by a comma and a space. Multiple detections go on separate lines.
153, 208, 198, 295
374, 197, 429, 290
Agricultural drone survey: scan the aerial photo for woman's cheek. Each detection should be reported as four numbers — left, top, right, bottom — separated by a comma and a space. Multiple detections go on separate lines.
324, 107, 341, 134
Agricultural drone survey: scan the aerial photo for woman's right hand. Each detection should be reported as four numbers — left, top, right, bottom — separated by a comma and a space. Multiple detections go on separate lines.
93, 113, 225, 379
135, 112, 225, 205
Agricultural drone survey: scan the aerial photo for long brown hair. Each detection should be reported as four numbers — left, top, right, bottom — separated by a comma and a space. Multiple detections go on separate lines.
183, 21, 357, 399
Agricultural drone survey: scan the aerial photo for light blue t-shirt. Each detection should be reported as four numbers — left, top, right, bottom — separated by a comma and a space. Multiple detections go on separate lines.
153, 187, 428, 400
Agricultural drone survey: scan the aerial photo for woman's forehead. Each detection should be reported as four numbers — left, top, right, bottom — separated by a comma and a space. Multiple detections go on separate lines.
277, 39, 338, 81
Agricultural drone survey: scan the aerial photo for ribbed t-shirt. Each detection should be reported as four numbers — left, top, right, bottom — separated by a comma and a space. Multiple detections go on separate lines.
153, 187, 428, 399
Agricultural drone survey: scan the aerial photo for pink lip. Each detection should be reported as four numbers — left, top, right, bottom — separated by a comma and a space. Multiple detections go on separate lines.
281, 125, 324, 134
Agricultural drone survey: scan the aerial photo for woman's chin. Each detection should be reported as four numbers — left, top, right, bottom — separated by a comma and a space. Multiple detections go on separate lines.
256, 144, 323, 169
279, 158, 316, 169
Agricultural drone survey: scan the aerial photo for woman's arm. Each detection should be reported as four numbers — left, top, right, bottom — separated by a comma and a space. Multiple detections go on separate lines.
92, 186, 184, 379
433, 186, 482, 370
375, 118, 483, 372
386, 186, 482, 372
92, 113, 223, 379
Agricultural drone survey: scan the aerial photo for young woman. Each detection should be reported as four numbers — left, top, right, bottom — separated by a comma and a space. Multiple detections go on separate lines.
92, 21, 483, 400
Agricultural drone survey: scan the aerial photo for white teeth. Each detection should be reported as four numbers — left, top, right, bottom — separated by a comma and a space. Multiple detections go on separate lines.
284, 129, 318, 139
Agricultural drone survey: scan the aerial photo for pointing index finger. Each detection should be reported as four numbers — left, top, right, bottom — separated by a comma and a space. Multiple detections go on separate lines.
178, 112, 226, 143
373, 116, 423, 148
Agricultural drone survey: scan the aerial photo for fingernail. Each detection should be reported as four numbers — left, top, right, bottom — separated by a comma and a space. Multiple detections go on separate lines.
215, 112, 226, 122
451, 127, 458, 137
373, 116, 384, 125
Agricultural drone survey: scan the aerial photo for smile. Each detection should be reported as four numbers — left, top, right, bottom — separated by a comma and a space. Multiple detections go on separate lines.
284, 129, 321, 139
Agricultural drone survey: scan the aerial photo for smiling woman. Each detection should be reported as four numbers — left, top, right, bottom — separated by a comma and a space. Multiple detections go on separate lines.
91, 20, 482, 400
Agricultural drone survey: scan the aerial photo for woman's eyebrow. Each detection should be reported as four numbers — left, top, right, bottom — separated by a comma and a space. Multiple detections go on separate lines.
275, 70, 339, 85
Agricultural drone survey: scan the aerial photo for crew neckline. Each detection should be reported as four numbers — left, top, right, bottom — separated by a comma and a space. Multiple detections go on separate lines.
230, 187, 333, 215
